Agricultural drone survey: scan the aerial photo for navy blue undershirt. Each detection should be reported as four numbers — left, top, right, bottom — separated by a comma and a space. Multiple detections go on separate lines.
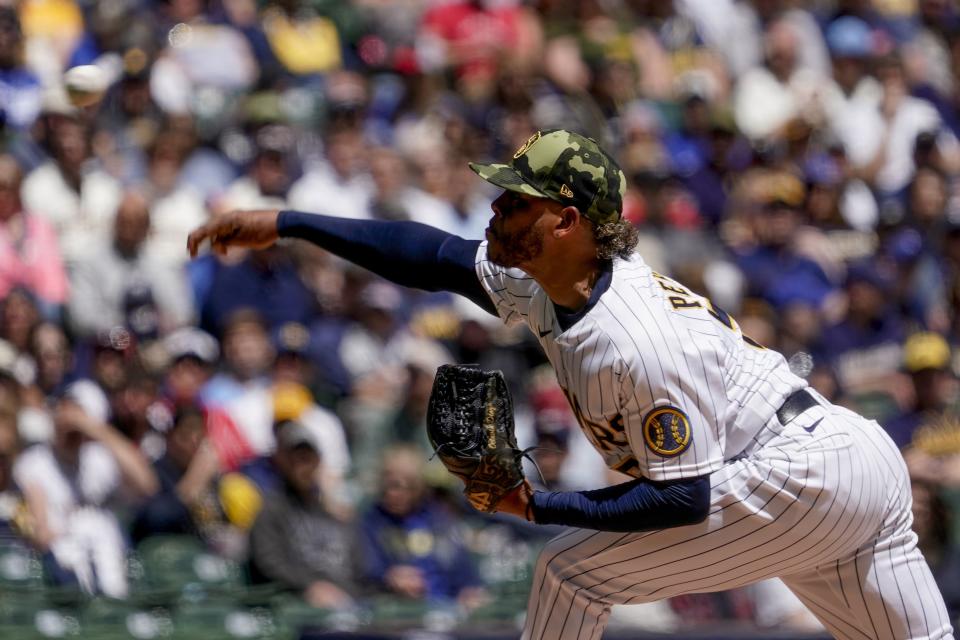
277, 209, 710, 532
554, 262, 612, 332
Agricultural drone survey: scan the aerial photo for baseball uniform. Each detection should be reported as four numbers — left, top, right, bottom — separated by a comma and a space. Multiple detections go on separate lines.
477, 240, 952, 640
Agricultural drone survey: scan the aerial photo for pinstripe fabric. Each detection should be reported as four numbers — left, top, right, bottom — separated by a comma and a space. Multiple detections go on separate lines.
522, 405, 952, 639
473, 244, 953, 639
475, 242, 805, 481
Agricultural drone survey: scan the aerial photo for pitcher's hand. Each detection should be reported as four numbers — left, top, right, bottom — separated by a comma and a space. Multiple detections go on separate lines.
187, 209, 281, 257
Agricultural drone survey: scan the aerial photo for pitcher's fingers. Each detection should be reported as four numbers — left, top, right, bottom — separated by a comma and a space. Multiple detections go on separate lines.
186, 225, 212, 257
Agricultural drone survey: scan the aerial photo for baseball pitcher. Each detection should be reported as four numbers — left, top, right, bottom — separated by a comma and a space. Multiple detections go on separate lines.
188, 130, 953, 639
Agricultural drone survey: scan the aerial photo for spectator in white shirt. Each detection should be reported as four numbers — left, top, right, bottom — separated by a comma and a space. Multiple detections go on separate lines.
67, 190, 194, 338
142, 125, 209, 265
847, 55, 957, 195
20, 115, 122, 267
287, 128, 373, 220
14, 380, 157, 597
733, 18, 832, 141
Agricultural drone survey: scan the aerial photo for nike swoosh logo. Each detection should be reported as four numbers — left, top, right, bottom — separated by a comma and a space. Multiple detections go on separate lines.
803, 418, 824, 433
538, 328, 552, 338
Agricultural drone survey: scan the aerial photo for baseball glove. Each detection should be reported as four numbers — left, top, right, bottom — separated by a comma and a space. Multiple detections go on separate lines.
426, 364, 525, 513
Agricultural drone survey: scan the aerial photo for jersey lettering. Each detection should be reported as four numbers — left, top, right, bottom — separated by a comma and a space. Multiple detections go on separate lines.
561, 387, 628, 453
656, 272, 766, 349
669, 296, 702, 310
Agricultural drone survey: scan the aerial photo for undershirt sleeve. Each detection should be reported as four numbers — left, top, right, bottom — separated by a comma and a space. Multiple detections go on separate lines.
277, 210, 495, 315
530, 475, 710, 532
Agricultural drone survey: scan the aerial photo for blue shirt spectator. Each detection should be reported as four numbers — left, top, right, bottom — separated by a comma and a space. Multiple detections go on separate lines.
199, 250, 318, 335
360, 445, 484, 604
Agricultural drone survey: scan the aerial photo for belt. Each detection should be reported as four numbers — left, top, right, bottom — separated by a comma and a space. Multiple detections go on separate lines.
776, 388, 819, 425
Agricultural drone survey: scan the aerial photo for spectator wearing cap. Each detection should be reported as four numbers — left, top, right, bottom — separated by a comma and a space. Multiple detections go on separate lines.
803, 146, 879, 233
822, 17, 883, 151
161, 327, 219, 409
0, 153, 67, 318
817, 260, 908, 414
360, 445, 486, 609
884, 227, 949, 332
732, 170, 838, 312
270, 321, 316, 391
663, 92, 715, 179
67, 190, 194, 338
247, 420, 362, 609
674, 105, 752, 227
825, 17, 879, 99
131, 407, 224, 546
13, 380, 157, 597
884, 333, 960, 448
216, 396, 339, 533
20, 115, 123, 267
272, 380, 351, 517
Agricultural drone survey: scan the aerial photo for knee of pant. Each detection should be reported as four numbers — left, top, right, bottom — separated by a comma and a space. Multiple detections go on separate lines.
536, 546, 603, 594
533, 545, 574, 585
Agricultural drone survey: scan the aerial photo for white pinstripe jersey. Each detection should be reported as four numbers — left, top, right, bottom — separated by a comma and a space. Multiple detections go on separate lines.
475, 242, 807, 482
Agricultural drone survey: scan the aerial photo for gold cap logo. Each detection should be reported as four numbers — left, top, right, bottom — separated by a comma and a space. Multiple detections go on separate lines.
513, 131, 541, 159
560, 184, 574, 198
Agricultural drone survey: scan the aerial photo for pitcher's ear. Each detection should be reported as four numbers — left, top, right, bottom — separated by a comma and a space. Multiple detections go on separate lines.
553, 206, 582, 238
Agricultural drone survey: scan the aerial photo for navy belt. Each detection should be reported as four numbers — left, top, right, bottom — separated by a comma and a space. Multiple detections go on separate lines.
776, 388, 819, 425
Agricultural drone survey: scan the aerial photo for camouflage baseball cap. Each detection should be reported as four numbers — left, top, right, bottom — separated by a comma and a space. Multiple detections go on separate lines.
469, 129, 626, 225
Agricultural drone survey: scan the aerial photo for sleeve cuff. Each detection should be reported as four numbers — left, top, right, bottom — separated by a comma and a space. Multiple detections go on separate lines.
276, 209, 297, 237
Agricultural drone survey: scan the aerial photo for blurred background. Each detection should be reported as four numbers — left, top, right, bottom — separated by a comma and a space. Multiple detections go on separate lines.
1, 0, 960, 638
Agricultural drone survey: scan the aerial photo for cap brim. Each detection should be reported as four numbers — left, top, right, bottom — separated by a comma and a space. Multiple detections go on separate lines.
469, 162, 551, 199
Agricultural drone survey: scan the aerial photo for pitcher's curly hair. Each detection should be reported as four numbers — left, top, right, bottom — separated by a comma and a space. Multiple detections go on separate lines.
590, 219, 640, 260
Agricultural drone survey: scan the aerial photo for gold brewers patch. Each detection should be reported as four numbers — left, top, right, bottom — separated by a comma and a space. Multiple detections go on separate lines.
642, 406, 692, 457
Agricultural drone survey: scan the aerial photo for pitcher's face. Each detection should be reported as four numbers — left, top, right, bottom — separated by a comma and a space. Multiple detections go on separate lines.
486, 191, 549, 268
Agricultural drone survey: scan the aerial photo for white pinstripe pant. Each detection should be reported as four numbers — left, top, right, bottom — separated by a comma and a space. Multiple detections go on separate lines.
523, 398, 954, 639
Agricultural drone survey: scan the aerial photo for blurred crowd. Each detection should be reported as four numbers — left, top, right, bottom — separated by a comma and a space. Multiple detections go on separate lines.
3, 0, 960, 634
